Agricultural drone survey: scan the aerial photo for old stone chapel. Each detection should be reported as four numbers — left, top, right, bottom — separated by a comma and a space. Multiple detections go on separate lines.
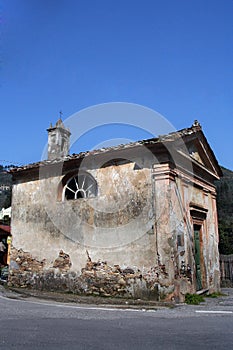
9, 119, 222, 302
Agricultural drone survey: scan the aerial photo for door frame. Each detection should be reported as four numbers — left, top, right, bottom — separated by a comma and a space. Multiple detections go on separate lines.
190, 204, 208, 292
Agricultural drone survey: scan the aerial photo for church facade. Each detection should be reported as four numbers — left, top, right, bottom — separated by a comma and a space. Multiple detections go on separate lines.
9, 119, 222, 302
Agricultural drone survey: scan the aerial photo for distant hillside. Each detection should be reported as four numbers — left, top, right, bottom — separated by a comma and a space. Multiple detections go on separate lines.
0, 165, 13, 210
216, 167, 233, 254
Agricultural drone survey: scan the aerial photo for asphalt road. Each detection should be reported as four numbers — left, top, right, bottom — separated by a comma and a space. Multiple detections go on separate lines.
0, 288, 233, 350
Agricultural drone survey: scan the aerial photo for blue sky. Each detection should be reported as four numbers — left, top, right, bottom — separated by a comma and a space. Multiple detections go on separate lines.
0, 0, 232, 170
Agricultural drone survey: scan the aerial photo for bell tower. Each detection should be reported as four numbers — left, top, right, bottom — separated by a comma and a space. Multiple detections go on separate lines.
47, 118, 71, 160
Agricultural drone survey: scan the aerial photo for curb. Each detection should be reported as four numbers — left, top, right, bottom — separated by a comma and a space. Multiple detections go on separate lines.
3, 286, 175, 309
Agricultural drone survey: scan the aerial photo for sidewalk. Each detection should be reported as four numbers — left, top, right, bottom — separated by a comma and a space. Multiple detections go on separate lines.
0, 285, 173, 309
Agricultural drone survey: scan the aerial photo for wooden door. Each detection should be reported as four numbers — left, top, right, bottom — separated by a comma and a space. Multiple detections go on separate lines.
194, 225, 202, 291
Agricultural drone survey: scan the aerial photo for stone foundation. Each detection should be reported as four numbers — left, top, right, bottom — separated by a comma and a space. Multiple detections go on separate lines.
8, 248, 192, 301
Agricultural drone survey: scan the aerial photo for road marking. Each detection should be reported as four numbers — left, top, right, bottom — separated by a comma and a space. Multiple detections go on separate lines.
195, 310, 233, 314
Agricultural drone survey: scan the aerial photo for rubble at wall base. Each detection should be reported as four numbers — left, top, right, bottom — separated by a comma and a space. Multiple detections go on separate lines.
8, 247, 194, 301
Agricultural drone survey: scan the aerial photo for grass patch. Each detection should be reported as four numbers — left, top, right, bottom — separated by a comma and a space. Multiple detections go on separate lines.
206, 292, 226, 298
185, 293, 205, 305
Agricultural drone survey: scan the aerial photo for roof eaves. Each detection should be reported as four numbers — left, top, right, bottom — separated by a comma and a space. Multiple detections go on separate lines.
10, 123, 199, 173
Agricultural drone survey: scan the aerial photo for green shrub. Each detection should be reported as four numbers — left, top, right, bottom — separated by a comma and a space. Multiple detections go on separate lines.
185, 293, 205, 305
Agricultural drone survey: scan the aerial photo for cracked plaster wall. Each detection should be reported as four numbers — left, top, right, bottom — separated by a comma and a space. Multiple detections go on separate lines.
9, 161, 220, 301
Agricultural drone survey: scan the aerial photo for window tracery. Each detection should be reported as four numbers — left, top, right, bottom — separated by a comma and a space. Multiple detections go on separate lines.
62, 173, 97, 200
